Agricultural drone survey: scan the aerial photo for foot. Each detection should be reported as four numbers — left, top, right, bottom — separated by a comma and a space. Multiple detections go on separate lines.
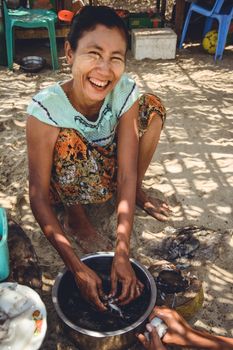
136, 188, 171, 222
60, 209, 113, 254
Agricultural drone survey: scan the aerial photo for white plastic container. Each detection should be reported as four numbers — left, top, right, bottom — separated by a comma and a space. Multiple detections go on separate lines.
131, 28, 177, 60
144, 316, 168, 340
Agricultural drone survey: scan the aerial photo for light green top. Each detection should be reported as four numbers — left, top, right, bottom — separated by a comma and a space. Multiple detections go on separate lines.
27, 73, 139, 147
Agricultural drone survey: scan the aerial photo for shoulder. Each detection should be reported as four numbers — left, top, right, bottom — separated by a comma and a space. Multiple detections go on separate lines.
109, 73, 140, 118
29, 83, 62, 106
27, 83, 66, 127
114, 73, 138, 97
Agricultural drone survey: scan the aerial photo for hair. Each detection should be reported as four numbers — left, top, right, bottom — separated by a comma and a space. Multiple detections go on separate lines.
67, 6, 129, 52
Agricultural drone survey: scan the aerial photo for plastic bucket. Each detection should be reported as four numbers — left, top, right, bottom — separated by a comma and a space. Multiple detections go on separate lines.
0, 207, 10, 281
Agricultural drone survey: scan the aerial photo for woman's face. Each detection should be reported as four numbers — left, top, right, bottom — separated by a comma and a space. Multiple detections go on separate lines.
66, 24, 127, 104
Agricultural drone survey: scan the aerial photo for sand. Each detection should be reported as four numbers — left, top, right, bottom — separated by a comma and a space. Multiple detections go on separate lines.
0, 21, 233, 350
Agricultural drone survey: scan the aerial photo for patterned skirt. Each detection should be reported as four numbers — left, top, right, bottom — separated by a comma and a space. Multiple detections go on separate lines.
50, 93, 166, 206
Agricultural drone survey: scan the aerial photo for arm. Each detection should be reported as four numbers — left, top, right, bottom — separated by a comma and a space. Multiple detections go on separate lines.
26, 116, 106, 310
151, 306, 233, 350
110, 100, 143, 304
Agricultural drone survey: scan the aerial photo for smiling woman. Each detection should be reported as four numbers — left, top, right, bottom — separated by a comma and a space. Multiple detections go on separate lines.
26, 5, 169, 312
64, 24, 127, 113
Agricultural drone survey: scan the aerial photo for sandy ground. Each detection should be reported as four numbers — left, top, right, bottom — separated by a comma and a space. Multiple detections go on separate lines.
0, 27, 233, 350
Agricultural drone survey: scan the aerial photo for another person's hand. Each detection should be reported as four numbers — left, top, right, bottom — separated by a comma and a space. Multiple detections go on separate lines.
137, 324, 167, 350
110, 252, 144, 305
148, 306, 233, 350
74, 262, 106, 311
149, 306, 193, 347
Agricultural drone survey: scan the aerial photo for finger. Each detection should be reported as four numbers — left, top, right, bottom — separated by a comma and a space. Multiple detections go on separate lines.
160, 206, 171, 216
134, 282, 143, 298
118, 280, 131, 303
161, 206, 170, 214
135, 285, 141, 298
162, 203, 169, 208
161, 202, 170, 209
137, 333, 149, 348
164, 205, 172, 213
146, 324, 166, 350
137, 279, 144, 290
149, 325, 160, 340
96, 280, 104, 299
110, 272, 117, 297
150, 327, 166, 350
92, 293, 107, 311
127, 280, 137, 303
154, 212, 170, 222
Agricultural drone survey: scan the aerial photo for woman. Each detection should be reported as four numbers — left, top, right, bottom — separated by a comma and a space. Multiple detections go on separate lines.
26, 6, 169, 310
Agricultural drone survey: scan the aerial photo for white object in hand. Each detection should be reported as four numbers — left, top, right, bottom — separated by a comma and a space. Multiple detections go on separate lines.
144, 316, 168, 340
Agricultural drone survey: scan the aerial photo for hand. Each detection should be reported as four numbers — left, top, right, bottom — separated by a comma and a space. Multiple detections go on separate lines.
74, 263, 106, 311
110, 252, 144, 305
137, 324, 167, 350
149, 306, 192, 347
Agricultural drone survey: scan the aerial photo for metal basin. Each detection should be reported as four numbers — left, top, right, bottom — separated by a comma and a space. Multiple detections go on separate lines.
52, 252, 157, 350
20, 56, 46, 73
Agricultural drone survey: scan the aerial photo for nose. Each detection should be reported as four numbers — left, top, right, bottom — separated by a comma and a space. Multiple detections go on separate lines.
96, 57, 111, 74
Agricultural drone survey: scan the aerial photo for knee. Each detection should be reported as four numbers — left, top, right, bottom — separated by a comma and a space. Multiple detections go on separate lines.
138, 93, 166, 135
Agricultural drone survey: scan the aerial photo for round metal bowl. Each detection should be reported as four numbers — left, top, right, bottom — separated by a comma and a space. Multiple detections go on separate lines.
52, 252, 157, 350
20, 56, 46, 73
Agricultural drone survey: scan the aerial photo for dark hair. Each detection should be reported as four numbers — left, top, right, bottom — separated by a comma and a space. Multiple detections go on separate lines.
67, 6, 129, 52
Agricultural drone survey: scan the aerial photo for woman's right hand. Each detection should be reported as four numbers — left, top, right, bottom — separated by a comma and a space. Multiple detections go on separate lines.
74, 263, 107, 311
149, 306, 192, 347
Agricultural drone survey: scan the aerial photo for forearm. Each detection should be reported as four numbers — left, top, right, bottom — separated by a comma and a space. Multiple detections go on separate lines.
116, 175, 137, 256
186, 329, 233, 350
172, 327, 233, 350
30, 196, 83, 273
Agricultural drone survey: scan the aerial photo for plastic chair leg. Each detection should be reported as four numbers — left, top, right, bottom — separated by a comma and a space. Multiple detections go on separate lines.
5, 24, 14, 70
47, 22, 59, 70
203, 17, 214, 36
215, 16, 231, 60
179, 8, 193, 48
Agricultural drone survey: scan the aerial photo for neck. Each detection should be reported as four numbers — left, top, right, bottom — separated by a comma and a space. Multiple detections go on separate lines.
64, 79, 103, 120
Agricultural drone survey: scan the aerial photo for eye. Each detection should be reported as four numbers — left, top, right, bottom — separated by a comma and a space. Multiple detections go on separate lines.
88, 51, 101, 59
111, 56, 125, 64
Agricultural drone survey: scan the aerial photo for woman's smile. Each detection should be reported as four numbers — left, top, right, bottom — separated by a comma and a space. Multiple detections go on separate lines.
88, 77, 110, 89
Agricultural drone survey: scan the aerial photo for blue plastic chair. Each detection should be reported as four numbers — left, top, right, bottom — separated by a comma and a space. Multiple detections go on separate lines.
3, 0, 59, 70
179, 0, 233, 60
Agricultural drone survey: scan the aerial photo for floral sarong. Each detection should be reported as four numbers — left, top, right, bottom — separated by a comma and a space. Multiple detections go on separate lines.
50, 93, 166, 206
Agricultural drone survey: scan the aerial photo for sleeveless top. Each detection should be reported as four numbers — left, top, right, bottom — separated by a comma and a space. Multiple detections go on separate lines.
27, 73, 139, 147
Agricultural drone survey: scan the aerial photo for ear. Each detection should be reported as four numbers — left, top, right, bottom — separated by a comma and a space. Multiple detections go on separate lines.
65, 41, 74, 65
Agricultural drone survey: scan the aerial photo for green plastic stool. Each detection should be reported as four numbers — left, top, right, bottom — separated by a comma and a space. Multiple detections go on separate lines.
0, 207, 9, 281
3, 1, 59, 70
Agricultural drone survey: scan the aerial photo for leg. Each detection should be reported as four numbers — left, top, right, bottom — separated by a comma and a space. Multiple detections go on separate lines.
63, 203, 112, 253
6, 25, 14, 70
47, 21, 59, 70
178, 5, 193, 48
51, 128, 116, 252
203, 17, 214, 36
215, 16, 231, 61
136, 94, 171, 221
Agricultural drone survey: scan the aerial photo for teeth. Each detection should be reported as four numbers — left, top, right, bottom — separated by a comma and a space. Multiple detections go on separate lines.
89, 78, 108, 87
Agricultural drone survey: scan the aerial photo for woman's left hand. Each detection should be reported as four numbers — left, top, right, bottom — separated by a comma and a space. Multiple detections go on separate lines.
110, 252, 144, 305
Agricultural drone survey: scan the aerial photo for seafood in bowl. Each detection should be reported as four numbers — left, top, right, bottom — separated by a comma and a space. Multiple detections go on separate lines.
52, 252, 157, 350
